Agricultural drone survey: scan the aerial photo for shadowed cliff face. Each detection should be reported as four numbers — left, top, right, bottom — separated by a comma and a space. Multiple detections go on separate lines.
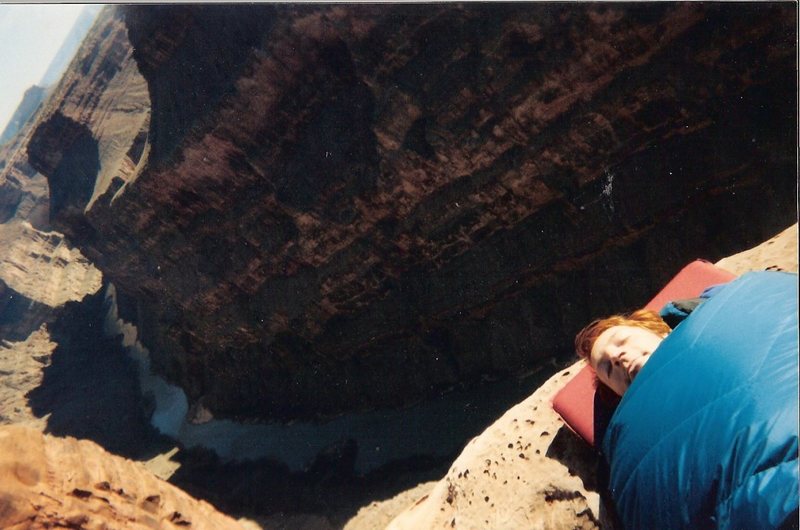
31, 4, 797, 420
28, 113, 100, 221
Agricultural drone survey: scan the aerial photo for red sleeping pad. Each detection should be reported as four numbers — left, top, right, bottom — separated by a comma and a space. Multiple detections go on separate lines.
551, 260, 737, 447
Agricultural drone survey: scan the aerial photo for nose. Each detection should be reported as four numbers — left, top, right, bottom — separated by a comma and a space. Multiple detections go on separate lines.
609, 347, 631, 369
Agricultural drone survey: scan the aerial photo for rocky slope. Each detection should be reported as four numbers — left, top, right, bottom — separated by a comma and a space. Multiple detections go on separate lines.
0, 425, 250, 530
0, 5, 106, 311
26, 5, 150, 222
0, 127, 49, 230
27, 4, 797, 425
0, 221, 100, 307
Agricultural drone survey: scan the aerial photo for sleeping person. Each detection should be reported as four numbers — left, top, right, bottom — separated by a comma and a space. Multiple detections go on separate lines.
574, 271, 798, 529
574, 308, 670, 396
574, 283, 722, 396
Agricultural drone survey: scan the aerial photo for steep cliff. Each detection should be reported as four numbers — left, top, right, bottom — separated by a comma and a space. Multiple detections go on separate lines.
29, 4, 797, 421
0, 126, 49, 229
27, 5, 150, 229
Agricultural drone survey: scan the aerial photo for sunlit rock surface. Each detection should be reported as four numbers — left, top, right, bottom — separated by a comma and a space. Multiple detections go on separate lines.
0, 425, 248, 530
385, 364, 603, 529
28, 4, 797, 423
0, 221, 100, 307
0, 327, 55, 428
0, 8, 105, 449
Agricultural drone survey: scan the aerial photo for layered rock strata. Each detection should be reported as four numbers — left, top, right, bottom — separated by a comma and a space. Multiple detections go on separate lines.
0, 8, 105, 309
27, 5, 150, 225
0, 118, 50, 229
0, 221, 101, 308
29, 4, 797, 421
0, 10, 105, 444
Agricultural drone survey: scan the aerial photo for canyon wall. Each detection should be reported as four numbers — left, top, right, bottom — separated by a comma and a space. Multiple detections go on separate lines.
28, 4, 797, 421
0, 120, 49, 229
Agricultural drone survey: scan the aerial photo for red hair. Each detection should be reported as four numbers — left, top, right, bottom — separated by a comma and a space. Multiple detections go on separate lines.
575, 309, 671, 361
574, 309, 671, 396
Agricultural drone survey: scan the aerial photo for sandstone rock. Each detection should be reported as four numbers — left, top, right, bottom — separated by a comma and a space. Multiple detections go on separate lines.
27, 4, 797, 423
0, 424, 248, 529
0, 326, 55, 428
0, 221, 101, 308
715, 224, 798, 276
382, 364, 603, 530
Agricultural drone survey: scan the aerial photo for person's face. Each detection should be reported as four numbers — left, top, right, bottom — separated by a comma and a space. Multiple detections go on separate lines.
589, 325, 665, 396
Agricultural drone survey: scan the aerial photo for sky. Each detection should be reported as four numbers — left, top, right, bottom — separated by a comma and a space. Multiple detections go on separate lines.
0, 4, 90, 132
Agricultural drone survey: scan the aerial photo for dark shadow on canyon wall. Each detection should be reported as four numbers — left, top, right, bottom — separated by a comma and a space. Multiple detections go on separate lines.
165, 361, 563, 524
169, 445, 451, 526
0, 281, 52, 342
26, 286, 172, 460
122, 5, 279, 165
111, 3, 799, 422
27, 113, 99, 222
0, 184, 26, 225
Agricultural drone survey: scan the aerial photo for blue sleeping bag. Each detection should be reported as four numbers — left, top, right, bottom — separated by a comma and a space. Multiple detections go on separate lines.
602, 271, 799, 529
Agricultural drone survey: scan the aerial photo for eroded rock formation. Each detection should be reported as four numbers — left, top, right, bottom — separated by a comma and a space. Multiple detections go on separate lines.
0, 9, 106, 312
385, 364, 603, 529
26, 5, 150, 227
0, 221, 101, 308
0, 425, 248, 530
28, 4, 797, 421
0, 125, 50, 229
0, 10, 105, 443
